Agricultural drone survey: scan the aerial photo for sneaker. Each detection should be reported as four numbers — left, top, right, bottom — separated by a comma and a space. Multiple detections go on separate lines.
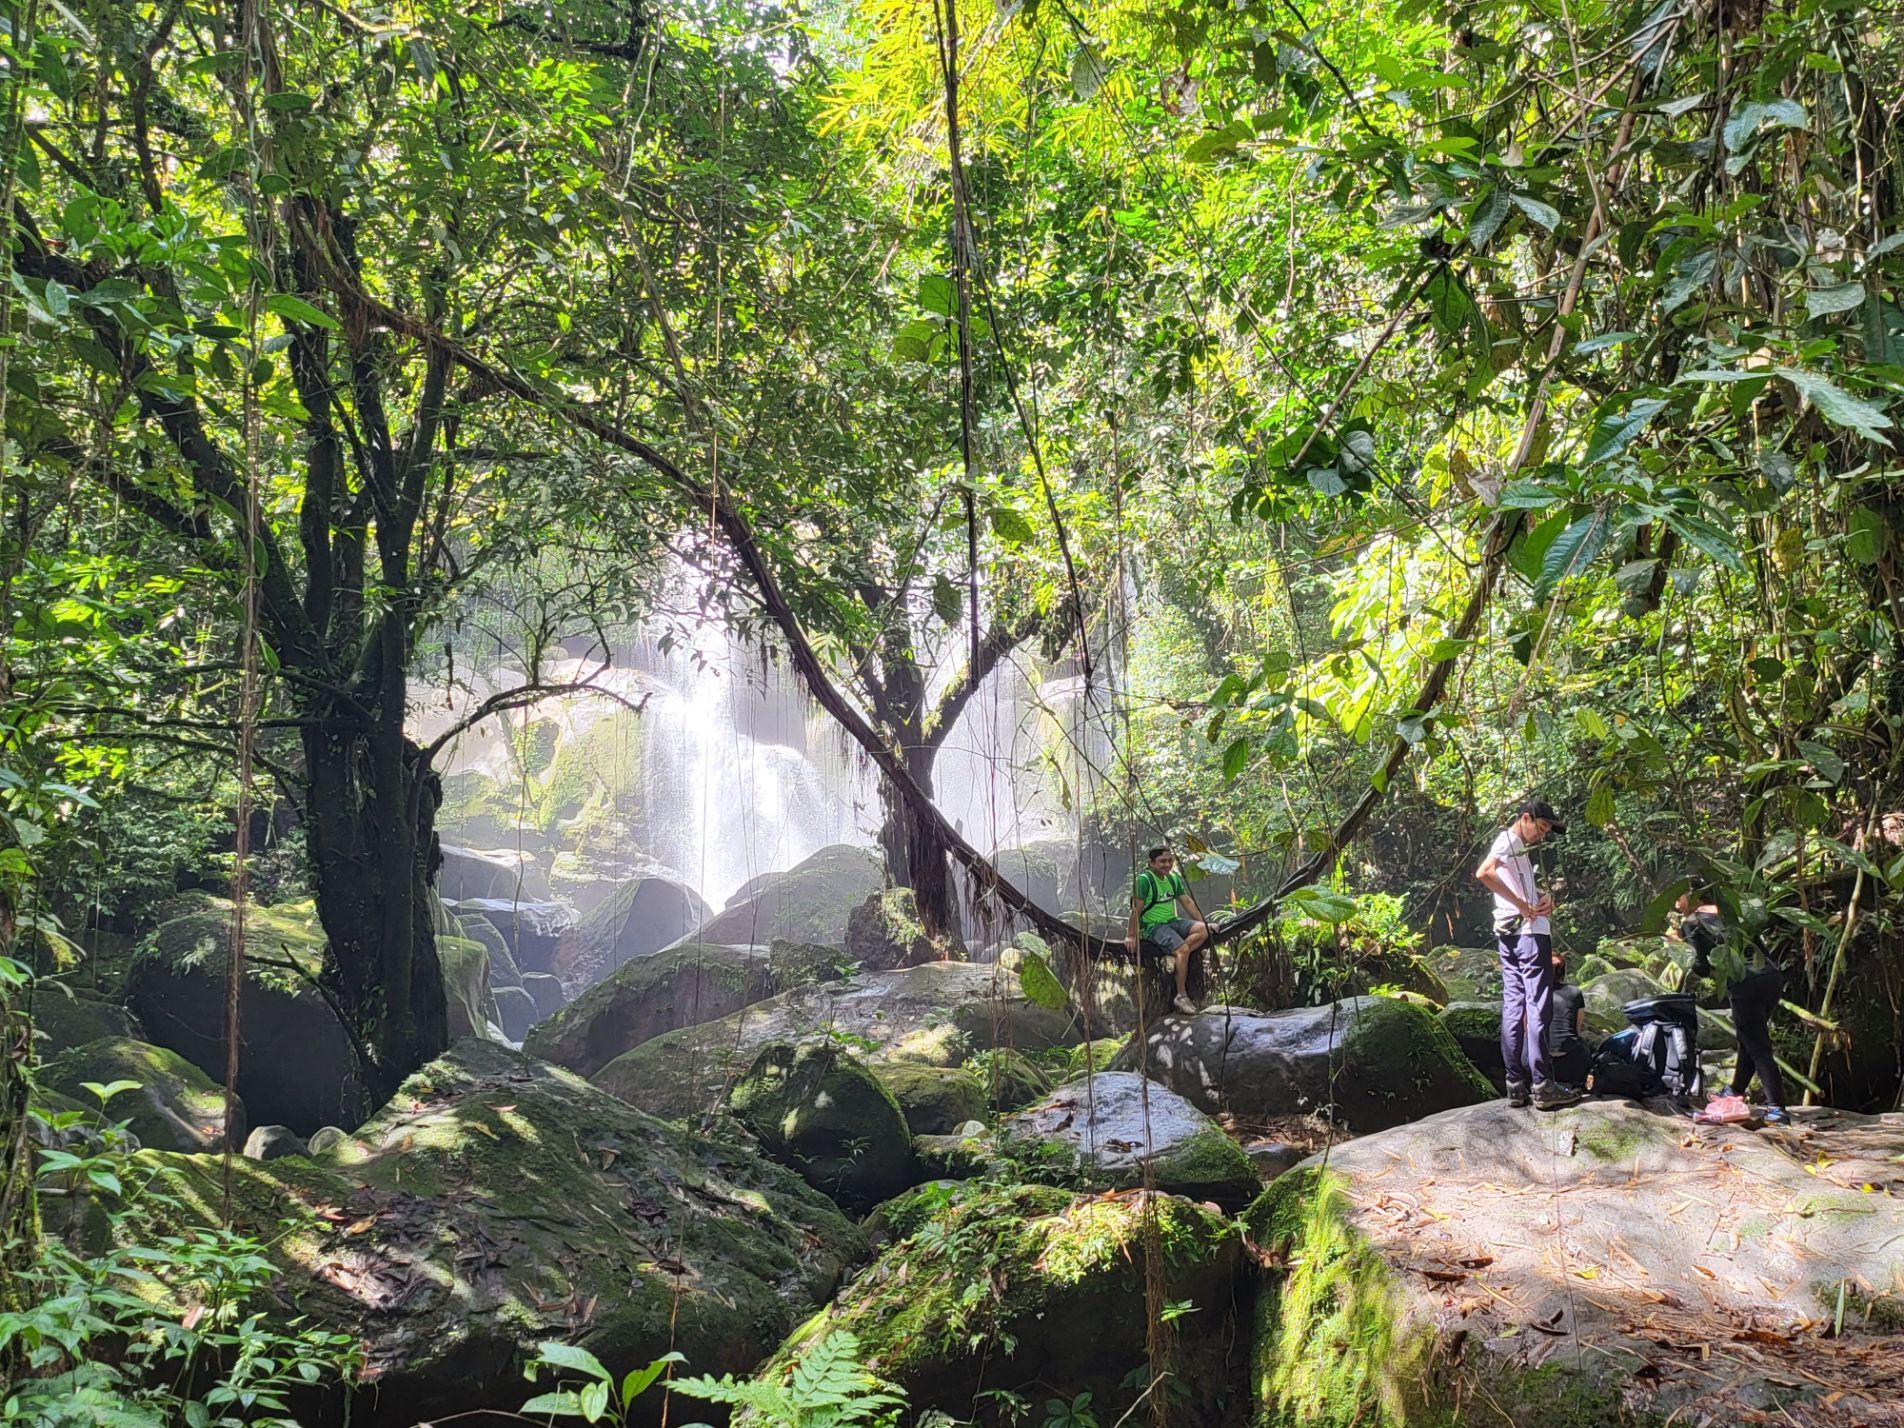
1761, 1105, 1790, 1126
1532, 1080, 1582, 1111
1507, 1082, 1531, 1108
1172, 994, 1198, 1017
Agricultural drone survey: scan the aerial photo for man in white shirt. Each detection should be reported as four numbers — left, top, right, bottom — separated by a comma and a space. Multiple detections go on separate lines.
1474, 799, 1580, 1111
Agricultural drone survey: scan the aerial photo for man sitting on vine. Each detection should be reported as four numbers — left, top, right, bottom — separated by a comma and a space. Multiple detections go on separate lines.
1125, 846, 1210, 1017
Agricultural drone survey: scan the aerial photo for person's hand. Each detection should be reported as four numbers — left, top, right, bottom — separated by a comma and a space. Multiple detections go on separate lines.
1124, 932, 1137, 955
1534, 895, 1555, 917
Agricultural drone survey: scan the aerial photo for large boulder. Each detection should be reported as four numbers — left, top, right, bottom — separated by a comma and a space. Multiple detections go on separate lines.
1111, 997, 1493, 1132
547, 861, 711, 988
41, 1036, 243, 1152
128, 898, 366, 1133
114, 1041, 866, 1427
28, 991, 140, 1057
695, 844, 882, 947
439, 934, 499, 1041
728, 1040, 914, 1211
1438, 999, 1505, 1085
998, 1072, 1260, 1206
845, 887, 960, 971
436, 844, 548, 903
1580, 968, 1669, 1034
524, 941, 840, 1078
875, 1063, 988, 1136
447, 898, 574, 973
1246, 1101, 1904, 1426
595, 962, 1082, 1121
762, 1184, 1245, 1425
1426, 944, 1501, 1004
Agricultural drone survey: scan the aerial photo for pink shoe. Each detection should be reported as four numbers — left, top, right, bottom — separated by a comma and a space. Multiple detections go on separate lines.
1694, 1093, 1751, 1124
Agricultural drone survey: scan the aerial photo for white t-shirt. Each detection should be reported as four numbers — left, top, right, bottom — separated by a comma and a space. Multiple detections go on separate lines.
1488, 827, 1549, 935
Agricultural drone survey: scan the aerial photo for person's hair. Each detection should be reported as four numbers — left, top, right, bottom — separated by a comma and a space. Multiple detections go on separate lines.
1147, 846, 1171, 863
1550, 949, 1567, 983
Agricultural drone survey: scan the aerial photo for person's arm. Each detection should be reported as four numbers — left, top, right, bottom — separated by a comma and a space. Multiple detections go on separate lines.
1575, 1004, 1587, 1037
1126, 896, 1143, 951
1474, 851, 1537, 920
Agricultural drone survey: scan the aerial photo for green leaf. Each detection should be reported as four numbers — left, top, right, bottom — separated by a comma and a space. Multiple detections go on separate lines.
1221, 737, 1250, 780
1538, 511, 1610, 595
1071, 44, 1107, 101
1798, 740, 1844, 785
1847, 507, 1887, 564
1641, 879, 1691, 935
1508, 193, 1561, 232
621, 1354, 684, 1408
521, 1391, 587, 1417
1586, 396, 1666, 463
1776, 368, 1894, 447
891, 318, 937, 363
261, 91, 314, 113
580, 1380, 610, 1422
81, 1079, 142, 1106
1018, 950, 1069, 1010
1585, 784, 1616, 829
930, 573, 963, 627
535, 1344, 613, 1384
1575, 330, 1638, 354
989, 506, 1035, 543
1806, 282, 1866, 320
1282, 887, 1356, 924
1467, 188, 1513, 248
263, 293, 340, 331
917, 274, 955, 318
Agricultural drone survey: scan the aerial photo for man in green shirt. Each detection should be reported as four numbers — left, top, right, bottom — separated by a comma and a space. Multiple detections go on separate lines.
1125, 846, 1209, 1016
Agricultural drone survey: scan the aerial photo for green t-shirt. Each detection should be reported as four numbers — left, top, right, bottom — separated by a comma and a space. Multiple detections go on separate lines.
1135, 869, 1188, 928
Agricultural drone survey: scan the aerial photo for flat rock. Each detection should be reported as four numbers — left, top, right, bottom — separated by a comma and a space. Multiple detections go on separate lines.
1111, 997, 1493, 1132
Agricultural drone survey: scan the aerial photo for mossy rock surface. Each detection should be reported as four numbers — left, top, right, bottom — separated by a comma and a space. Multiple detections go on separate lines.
764, 1183, 1245, 1425
546, 859, 711, 987
525, 941, 839, 1077
594, 961, 1082, 1120
1581, 969, 1669, 1035
1427, 944, 1501, 1003
997, 1071, 1261, 1206
695, 844, 883, 948
27, 990, 140, 1057
727, 1039, 913, 1211
1571, 953, 1616, 985
41, 1036, 242, 1152
129, 897, 366, 1132
1436, 999, 1504, 1082
1595, 934, 1671, 971
874, 1062, 987, 1136
966, 1046, 1052, 1110
845, 886, 962, 971
1113, 997, 1492, 1132
114, 1040, 865, 1428
1249, 1100, 1904, 1425
438, 934, 498, 1040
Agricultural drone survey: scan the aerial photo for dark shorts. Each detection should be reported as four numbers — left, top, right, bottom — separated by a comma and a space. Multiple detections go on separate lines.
1144, 917, 1197, 953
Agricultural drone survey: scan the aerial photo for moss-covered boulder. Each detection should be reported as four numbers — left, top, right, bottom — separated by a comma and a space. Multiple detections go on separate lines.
546, 860, 711, 988
1112, 997, 1493, 1132
41, 1036, 242, 1152
1246, 1100, 1904, 1425
127, 898, 366, 1133
1581, 968, 1669, 1035
696, 844, 883, 947
1570, 953, 1615, 985
447, 897, 574, 974
1594, 933, 1670, 971
997, 1072, 1260, 1206
1436, 1000, 1505, 1084
27, 991, 140, 1057
524, 941, 841, 1078
764, 1184, 1246, 1424
966, 1046, 1052, 1111
110, 1040, 865, 1428
728, 1040, 913, 1211
875, 1063, 987, 1136
1426, 944, 1501, 1004
439, 934, 499, 1040
595, 961, 1082, 1121
845, 887, 962, 971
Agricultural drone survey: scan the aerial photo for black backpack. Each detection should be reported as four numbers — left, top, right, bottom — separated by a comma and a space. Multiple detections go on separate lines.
1588, 995, 1703, 1103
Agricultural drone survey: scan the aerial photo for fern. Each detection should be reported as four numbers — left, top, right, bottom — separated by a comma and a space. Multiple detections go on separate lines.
672, 1330, 906, 1428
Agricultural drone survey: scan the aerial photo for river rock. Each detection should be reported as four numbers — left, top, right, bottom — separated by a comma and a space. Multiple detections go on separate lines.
242, 1124, 309, 1161
876, 1063, 987, 1136
524, 941, 840, 1077
447, 898, 574, 973
28, 991, 141, 1057
594, 961, 1082, 1120
453, 908, 522, 990
1111, 997, 1493, 1132
41, 1036, 243, 1152
695, 844, 883, 947
998, 1071, 1260, 1206
128, 898, 366, 1133
436, 844, 548, 903
547, 860, 711, 987
1247, 1101, 1904, 1426
729, 1040, 914, 1211
759, 1184, 1244, 1425
121, 1041, 865, 1427
845, 887, 959, 971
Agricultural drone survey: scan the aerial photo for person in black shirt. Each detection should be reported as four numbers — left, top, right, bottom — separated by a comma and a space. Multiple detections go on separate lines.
1669, 889, 1789, 1125
1546, 950, 1592, 1089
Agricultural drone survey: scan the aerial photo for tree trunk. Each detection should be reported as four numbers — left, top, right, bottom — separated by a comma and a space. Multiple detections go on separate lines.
880, 745, 954, 939
301, 708, 448, 1113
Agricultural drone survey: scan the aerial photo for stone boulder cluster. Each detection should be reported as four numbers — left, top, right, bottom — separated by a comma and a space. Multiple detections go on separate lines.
36, 851, 1904, 1428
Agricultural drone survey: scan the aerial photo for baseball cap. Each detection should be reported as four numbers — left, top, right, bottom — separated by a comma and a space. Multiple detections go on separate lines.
1519, 798, 1567, 834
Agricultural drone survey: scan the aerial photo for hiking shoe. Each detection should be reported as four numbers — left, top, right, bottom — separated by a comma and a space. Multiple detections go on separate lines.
1532, 1080, 1582, 1111
1172, 994, 1198, 1016
1761, 1105, 1790, 1126
1507, 1082, 1531, 1109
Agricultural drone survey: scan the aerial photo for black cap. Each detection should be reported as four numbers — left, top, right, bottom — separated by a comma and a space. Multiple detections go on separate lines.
1519, 798, 1567, 834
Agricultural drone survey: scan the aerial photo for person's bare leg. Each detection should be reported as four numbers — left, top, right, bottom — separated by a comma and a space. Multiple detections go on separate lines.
1175, 945, 1191, 995
1185, 920, 1208, 952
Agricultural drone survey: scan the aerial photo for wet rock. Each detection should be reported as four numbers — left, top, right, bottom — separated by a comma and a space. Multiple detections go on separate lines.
41, 1036, 243, 1152
728, 1040, 914, 1211
1437, 999, 1505, 1084
997, 1071, 1260, 1206
547, 860, 711, 987
447, 898, 574, 973
439, 935, 499, 1041
594, 962, 1081, 1121
242, 1124, 309, 1161
876, 1063, 987, 1136
128, 898, 365, 1133
696, 844, 883, 948
1580, 968, 1669, 1035
525, 941, 841, 1078
521, 972, 567, 1020
1425, 944, 1501, 1003
1111, 997, 1493, 1132
115, 1041, 866, 1427
305, 1125, 347, 1156
493, 985, 539, 1043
